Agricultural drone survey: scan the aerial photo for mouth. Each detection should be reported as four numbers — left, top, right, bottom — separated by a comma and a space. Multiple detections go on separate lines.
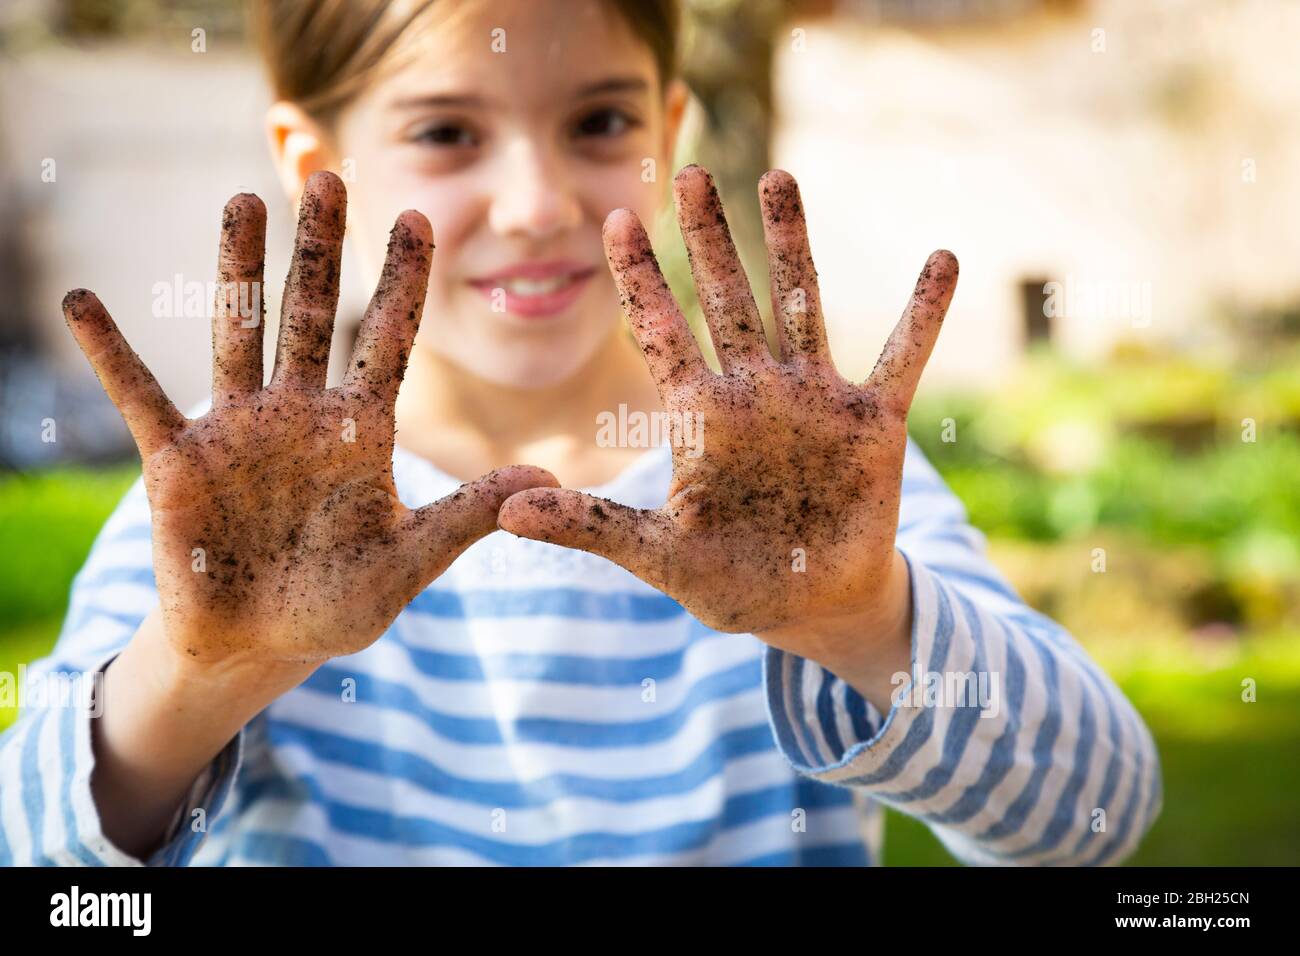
467, 264, 599, 319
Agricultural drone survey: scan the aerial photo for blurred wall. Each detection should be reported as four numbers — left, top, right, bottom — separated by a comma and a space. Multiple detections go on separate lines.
775, 0, 1300, 385
2, 0, 1299, 432
0, 41, 370, 432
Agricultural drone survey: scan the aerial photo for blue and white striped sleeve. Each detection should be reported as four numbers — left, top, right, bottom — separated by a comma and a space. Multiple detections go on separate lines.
0, 476, 243, 866
763, 437, 1163, 866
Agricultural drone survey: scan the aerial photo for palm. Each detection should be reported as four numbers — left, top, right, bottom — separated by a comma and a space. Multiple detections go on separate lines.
650, 362, 904, 632
147, 390, 399, 660
65, 173, 554, 665
500, 166, 956, 634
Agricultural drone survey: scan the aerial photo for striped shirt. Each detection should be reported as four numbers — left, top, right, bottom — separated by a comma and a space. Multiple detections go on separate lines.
0, 435, 1161, 866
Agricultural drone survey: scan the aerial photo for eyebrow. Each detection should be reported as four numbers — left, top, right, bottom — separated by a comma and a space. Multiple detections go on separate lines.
390, 75, 649, 111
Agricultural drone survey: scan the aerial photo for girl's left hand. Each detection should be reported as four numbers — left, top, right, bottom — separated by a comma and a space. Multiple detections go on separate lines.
499, 165, 957, 688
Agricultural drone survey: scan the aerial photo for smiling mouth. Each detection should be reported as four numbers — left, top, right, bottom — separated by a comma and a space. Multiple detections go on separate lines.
468, 267, 599, 318
493, 273, 588, 295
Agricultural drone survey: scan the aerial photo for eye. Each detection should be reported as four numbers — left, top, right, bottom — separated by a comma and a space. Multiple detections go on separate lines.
412, 122, 478, 148
573, 107, 639, 139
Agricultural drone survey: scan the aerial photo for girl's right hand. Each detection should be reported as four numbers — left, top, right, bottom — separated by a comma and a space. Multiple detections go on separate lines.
63, 171, 556, 671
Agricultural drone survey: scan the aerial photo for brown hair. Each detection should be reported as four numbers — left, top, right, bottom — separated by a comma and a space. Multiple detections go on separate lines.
250, 0, 680, 128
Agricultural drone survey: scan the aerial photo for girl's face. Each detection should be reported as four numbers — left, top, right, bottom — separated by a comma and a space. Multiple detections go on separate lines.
330, 0, 685, 389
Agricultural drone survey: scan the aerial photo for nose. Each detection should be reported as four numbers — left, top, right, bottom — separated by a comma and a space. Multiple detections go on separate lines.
487, 137, 583, 240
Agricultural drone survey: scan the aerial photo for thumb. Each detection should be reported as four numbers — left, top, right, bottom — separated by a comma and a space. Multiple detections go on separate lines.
401, 465, 559, 579
497, 488, 669, 570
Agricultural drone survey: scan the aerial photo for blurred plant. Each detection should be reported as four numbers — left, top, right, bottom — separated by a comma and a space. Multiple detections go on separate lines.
911, 347, 1300, 636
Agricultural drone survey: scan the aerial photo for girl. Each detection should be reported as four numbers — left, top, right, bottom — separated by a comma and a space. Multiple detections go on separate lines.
1, 0, 1160, 866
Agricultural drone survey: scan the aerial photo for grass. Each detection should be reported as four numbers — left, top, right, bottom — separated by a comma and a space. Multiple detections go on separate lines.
0, 465, 138, 628
0, 465, 137, 735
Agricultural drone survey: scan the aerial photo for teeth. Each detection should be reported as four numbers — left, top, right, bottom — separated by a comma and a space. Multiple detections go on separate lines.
498, 275, 575, 296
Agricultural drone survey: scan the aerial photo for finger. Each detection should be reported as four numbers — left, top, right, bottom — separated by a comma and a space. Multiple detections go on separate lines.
399, 465, 559, 580
344, 210, 433, 405
271, 170, 346, 389
864, 250, 959, 415
603, 208, 708, 392
62, 289, 185, 455
212, 192, 267, 404
758, 169, 828, 363
673, 165, 768, 372
497, 488, 672, 572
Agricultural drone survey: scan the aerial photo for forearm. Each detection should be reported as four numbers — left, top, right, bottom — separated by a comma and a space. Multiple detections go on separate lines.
761, 549, 1163, 865
91, 606, 315, 860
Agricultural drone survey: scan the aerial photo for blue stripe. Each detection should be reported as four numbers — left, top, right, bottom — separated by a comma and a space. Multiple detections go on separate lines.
406, 587, 686, 622
882, 587, 990, 803
921, 563, 1022, 603
786, 656, 817, 764
814, 671, 846, 761
1006, 673, 1096, 859
20, 712, 57, 866
0, 725, 13, 866
1004, 610, 1095, 667
846, 687, 875, 744
924, 625, 1027, 825
265, 719, 777, 806
740, 842, 871, 866
58, 703, 104, 866
172, 729, 246, 866
795, 776, 855, 810
975, 637, 1061, 843
232, 832, 334, 866
385, 625, 722, 685
303, 656, 761, 747
839, 572, 957, 786
1084, 696, 1148, 866
237, 773, 833, 865
763, 651, 815, 767
1141, 741, 1164, 835
1017, 616, 1132, 865
1067, 685, 1124, 860
76, 564, 688, 625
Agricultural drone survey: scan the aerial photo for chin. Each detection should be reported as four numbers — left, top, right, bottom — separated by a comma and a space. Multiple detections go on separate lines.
465, 347, 590, 390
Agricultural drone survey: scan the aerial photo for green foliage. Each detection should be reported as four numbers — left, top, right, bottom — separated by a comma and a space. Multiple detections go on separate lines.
0, 466, 138, 628
909, 349, 1300, 633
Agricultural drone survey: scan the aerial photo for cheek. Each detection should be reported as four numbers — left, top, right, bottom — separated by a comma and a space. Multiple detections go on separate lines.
586, 165, 665, 229
399, 190, 480, 305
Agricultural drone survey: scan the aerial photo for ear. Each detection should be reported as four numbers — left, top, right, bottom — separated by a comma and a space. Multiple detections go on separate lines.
265, 100, 338, 207
661, 78, 689, 165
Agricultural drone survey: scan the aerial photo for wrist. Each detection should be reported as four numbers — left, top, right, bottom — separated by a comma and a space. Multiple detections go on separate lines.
90, 608, 297, 861
152, 608, 318, 701
140, 607, 317, 722
758, 548, 915, 715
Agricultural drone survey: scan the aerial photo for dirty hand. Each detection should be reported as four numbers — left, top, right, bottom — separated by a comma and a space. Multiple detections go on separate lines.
498, 165, 957, 683
64, 171, 556, 669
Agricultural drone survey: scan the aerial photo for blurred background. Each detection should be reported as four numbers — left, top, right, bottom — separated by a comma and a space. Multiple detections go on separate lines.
0, 0, 1297, 864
